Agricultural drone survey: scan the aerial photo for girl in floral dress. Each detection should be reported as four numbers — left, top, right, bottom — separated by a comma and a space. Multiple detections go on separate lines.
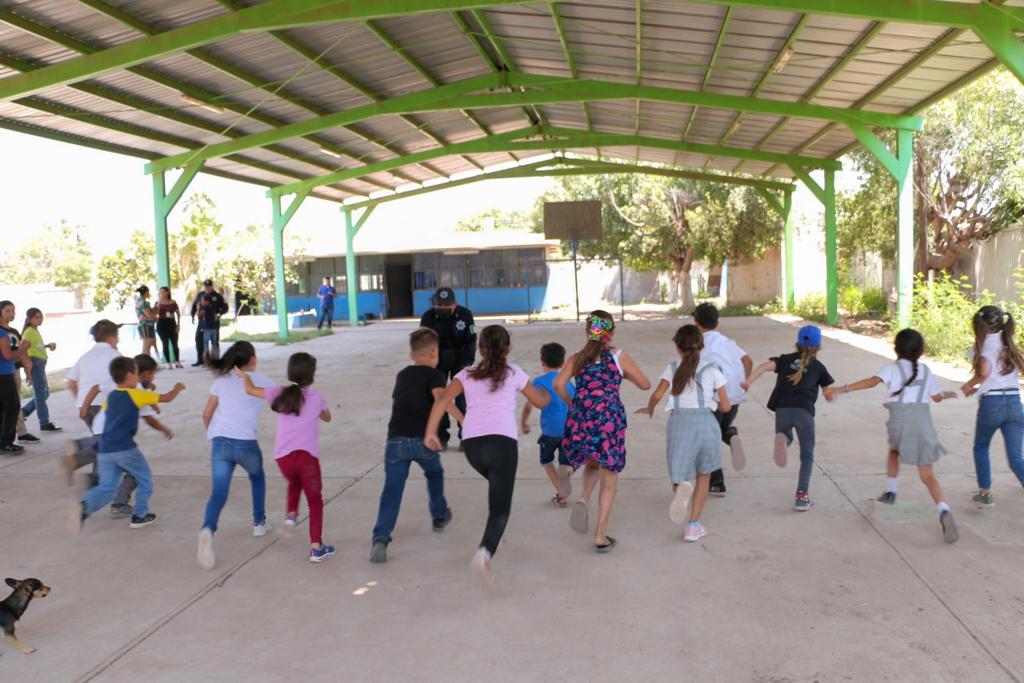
555, 311, 650, 552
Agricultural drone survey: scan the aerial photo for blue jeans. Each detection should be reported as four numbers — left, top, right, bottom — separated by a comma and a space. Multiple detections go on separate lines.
203, 327, 220, 357
21, 358, 50, 427
372, 437, 448, 544
82, 447, 153, 518
776, 407, 816, 493
202, 437, 266, 533
972, 393, 1024, 490
317, 305, 334, 329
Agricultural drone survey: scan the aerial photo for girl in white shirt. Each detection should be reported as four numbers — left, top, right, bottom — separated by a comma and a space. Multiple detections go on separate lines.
828, 329, 959, 543
638, 325, 729, 543
960, 306, 1024, 507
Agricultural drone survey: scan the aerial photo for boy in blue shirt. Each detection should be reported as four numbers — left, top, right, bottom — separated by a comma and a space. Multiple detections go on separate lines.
70, 356, 185, 533
521, 343, 576, 507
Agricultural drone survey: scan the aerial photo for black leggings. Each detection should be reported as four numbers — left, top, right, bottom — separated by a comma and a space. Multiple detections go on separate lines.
462, 435, 518, 556
0, 374, 18, 448
157, 319, 179, 364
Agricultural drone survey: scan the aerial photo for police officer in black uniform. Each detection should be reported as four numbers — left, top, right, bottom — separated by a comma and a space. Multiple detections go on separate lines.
419, 287, 476, 449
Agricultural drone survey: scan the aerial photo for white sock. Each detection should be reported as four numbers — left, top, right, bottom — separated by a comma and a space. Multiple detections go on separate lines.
937, 502, 950, 514
885, 477, 898, 493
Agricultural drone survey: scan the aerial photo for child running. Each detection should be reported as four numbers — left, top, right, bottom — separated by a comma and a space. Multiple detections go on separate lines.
556, 311, 650, 552
63, 320, 121, 486
20, 308, 61, 434
745, 325, 834, 511
370, 328, 460, 564
197, 342, 273, 570
961, 305, 1024, 506
638, 325, 729, 542
238, 352, 335, 563
425, 325, 549, 587
826, 329, 959, 542
70, 356, 185, 532
520, 342, 576, 507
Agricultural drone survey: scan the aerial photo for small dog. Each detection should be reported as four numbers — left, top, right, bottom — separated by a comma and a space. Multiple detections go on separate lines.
0, 578, 50, 655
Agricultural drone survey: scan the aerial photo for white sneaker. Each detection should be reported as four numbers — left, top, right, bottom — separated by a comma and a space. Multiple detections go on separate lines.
253, 519, 270, 537
669, 481, 694, 525
470, 547, 494, 589
684, 522, 707, 542
279, 514, 297, 537
197, 528, 215, 570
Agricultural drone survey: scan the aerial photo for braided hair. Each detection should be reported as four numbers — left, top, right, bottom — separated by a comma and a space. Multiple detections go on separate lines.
670, 325, 703, 395
467, 325, 511, 391
891, 328, 924, 397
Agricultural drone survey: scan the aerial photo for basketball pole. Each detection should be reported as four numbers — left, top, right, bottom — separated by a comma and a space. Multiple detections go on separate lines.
572, 239, 580, 322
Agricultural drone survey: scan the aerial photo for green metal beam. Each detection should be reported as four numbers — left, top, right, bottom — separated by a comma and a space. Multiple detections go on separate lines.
974, 18, 1024, 85
152, 162, 203, 289
146, 73, 917, 174
789, 165, 837, 324
271, 190, 311, 340
0, 0, 553, 103
677, 5, 732, 165
549, 1, 594, 138
344, 208, 359, 327
471, 7, 549, 130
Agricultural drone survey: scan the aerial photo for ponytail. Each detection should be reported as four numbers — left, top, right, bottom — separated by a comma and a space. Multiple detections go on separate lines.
999, 312, 1024, 375
572, 310, 615, 376
467, 325, 511, 391
271, 352, 316, 415
208, 341, 256, 376
670, 325, 703, 395
972, 306, 1024, 375
788, 345, 818, 385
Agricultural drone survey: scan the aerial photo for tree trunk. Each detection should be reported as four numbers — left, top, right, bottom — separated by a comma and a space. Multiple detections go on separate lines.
674, 246, 696, 312
914, 147, 929, 276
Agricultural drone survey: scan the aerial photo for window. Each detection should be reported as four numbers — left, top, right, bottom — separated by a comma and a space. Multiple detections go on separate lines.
413, 249, 547, 290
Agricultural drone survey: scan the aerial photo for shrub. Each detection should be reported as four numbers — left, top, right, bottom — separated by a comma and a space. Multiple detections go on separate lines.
839, 284, 887, 317
793, 293, 827, 323
908, 273, 993, 362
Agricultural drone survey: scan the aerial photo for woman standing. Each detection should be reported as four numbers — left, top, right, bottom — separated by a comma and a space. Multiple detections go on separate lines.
135, 286, 157, 359
156, 287, 182, 370
0, 303, 38, 445
21, 308, 60, 433
0, 301, 31, 453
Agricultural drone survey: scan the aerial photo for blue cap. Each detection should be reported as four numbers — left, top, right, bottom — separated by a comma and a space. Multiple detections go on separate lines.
797, 325, 822, 347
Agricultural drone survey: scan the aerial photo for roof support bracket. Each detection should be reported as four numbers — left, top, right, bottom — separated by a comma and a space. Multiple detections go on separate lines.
754, 186, 786, 219
974, 19, 1024, 86
152, 160, 202, 288
271, 188, 311, 340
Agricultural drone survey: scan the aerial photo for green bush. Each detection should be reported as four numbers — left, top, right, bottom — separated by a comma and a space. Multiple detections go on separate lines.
839, 284, 887, 317
717, 298, 784, 317
793, 293, 828, 323
908, 273, 992, 362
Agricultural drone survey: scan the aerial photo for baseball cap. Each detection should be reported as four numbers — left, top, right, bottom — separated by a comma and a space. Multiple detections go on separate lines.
432, 287, 455, 305
797, 325, 822, 347
203, 279, 214, 286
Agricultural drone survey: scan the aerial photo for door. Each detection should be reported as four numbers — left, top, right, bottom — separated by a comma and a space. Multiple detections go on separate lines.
385, 263, 414, 317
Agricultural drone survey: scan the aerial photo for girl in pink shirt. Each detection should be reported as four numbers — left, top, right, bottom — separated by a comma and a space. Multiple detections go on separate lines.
239, 352, 334, 563
426, 325, 549, 588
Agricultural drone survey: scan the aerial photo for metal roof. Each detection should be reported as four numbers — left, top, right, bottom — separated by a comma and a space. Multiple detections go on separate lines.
1, 0, 1021, 204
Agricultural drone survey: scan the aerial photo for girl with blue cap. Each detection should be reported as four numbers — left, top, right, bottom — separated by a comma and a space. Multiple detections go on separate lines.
744, 325, 835, 511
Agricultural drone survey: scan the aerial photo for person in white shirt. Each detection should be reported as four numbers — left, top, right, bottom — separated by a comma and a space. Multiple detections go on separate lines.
638, 325, 730, 543
197, 341, 275, 570
693, 303, 752, 496
827, 329, 959, 543
62, 320, 121, 487
960, 306, 1024, 508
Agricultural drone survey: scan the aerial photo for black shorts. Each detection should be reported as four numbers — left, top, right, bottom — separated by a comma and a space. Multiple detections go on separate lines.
538, 435, 569, 466
138, 323, 155, 340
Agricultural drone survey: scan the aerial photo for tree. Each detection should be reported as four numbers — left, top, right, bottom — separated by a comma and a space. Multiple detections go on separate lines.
172, 192, 223, 297
537, 174, 781, 310
0, 220, 94, 304
210, 223, 304, 309
837, 68, 1024, 273
92, 230, 155, 311
455, 208, 538, 232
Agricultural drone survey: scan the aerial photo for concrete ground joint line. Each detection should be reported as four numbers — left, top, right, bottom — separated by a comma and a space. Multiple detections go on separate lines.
818, 462, 1020, 683
77, 459, 384, 683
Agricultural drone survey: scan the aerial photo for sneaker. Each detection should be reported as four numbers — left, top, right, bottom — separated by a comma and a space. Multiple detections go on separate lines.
570, 500, 589, 534
669, 481, 694, 525
61, 440, 77, 485
17, 433, 40, 444
470, 547, 494, 588
0, 444, 25, 454
773, 433, 789, 468
40, 423, 62, 432
110, 503, 132, 519
730, 436, 746, 472
130, 513, 156, 528
793, 492, 814, 511
191, 361, 204, 367
197, 528, 215, 569
253, 519, 270, 537
279, 513, 298, 536
709, 484, 727, 498
940, 510, 959, 544
972, 491, 995, 507
683, 522, 707, 542
369, 541, 387, 564
877, 491, 897, 505
68, 500, 85, 535
309, 544, 336, 563
432, 508, 453, 532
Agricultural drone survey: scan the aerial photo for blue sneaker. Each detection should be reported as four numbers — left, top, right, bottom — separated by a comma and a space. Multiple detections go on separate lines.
309, 544, 336, 563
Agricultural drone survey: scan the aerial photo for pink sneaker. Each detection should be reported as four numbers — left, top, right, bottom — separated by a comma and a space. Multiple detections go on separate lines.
683, 522, 707, 542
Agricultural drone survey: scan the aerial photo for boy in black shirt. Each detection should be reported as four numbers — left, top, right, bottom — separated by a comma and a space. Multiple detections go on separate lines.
370, 328, 463, 563
744, 325, 835, 511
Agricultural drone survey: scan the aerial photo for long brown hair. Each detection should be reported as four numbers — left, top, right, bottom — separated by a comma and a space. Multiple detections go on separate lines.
22, 307, 42, 333
572, 310, 615, 376
208, 341, 256, 376
271, 352, 316, 415
972, 305, 1024, 375
670, 325, 703, 395
789, 345, 819, 385
467, 325, 510, 391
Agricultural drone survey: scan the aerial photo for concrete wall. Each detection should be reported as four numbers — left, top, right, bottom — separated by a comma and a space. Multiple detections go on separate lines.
958, 225, 1024, 302
544, 260, 663, 312
726, 248, 782, 306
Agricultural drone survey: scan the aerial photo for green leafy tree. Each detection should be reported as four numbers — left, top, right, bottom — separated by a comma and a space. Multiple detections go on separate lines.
92, 230, 155, 311
454, 208, 538, 232
210, 224, 303, 309
537, 174, 781, 310
172, 192, 223, 296
1, 221, 94, 303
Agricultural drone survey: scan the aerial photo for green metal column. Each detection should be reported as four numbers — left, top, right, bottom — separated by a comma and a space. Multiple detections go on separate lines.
824, 168, 838, 325
344, 208, 359, 327
152, 172, 171, 289
896, 129, 914, 328
272, 196, 288, 340
783, 190, 795, 311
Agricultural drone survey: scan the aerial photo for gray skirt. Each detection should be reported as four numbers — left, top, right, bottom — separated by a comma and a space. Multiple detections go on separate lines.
666, 407, 722, 484
885, 403, 948, 466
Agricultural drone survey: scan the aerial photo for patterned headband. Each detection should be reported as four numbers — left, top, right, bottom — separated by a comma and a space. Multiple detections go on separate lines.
586, 315, 614, 343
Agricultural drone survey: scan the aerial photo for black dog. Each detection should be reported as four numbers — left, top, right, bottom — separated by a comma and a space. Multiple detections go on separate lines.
0, 578, 50, 654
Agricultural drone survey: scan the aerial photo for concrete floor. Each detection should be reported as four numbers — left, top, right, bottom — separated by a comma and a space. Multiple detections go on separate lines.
1, 316, 1022, 683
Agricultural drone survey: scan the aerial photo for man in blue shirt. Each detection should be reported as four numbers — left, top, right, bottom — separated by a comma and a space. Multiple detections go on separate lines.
317, 277, 337, 329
